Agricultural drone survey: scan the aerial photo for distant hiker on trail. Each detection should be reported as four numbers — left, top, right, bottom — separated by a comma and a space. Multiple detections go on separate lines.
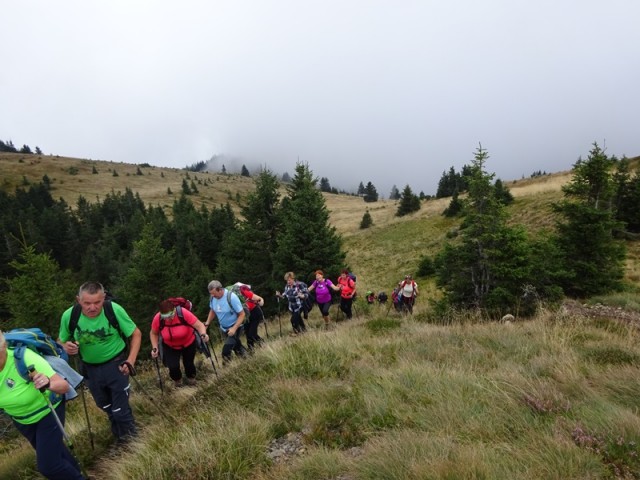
307, 270, 340, 329
399, 275, 419, 313
205, 280, 248, 365
366, 291, 376, 304
0, 330, 86, 480
391, 283, 403, 312
58, 281, 141, 444
377, 291, 388, 304
276, 272, 309, 336
234, 283, 266, 352
150, 299, 209, 388
337, 270, 357, 319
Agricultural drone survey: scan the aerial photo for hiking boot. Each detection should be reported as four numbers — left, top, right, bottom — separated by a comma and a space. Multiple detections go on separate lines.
184, 377, 196, 386
222, 356, 232, 366
173, 379, 184, 388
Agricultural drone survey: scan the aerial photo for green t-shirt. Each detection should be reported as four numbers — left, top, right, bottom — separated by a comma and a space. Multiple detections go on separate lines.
59, 302, 137, 364
0, 348, 59, 424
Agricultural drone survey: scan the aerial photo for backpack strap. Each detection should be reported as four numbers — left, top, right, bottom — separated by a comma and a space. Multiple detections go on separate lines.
69, 300, 126, 343
226, 290, 249, 323
12, 346, 64, 407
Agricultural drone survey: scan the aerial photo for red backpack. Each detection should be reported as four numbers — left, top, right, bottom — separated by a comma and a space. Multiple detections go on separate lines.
167, 297, 192, 311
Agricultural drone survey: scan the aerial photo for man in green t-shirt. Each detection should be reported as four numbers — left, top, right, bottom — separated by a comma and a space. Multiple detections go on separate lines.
0, 330, 85, 479
59, 281, 141, 443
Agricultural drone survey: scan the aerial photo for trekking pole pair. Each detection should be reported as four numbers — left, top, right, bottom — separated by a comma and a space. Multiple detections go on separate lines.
197, 339, 218, 378
121, 361, 178, 423
27, 366, 91, 479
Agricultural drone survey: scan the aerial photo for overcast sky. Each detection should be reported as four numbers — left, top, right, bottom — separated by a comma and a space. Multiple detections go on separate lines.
2, 1, 638, 196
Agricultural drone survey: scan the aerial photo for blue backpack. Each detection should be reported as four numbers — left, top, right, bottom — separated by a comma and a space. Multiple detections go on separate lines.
4, 328, 79, 405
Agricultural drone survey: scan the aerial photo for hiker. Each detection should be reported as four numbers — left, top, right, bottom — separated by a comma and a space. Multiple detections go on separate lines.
366, 291, 376, 304
337, 269, 357, 319
399, 275, 419, 313
205, 280, 248, 364
58, 281, 141, 443
0, 330, 85, 480
307, 270, 340, 328
150, 299, 209, 387
234, 283, 266, 352
377, 291, 388, 304
391, 283, 403, 312
276, 272, 309, 336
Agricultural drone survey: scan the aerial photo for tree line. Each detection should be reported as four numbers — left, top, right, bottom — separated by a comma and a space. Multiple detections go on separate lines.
1, 143, 638, 345
0, 163, 345, 350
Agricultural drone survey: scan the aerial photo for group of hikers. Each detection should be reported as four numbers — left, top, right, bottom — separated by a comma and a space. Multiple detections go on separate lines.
0, 270, 418, 479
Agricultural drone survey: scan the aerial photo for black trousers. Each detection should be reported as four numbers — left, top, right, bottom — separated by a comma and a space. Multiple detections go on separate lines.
162, 340, 197, 381
83, 354, 137, 441
221, 326, 248, 360
245, 306, 264, 349
340, 297, 353, 319
290, 308, 306, 332
14, 401, 85, 480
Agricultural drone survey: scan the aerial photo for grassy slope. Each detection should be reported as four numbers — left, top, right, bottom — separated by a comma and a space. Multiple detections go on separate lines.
1, 153, 640, 478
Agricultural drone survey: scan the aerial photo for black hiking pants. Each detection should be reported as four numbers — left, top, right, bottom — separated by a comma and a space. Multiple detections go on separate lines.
83, 353, 137, 441
401, 296, 415, 313
340, 297, 353, 319
162, 341, 197, 381
14, 401, 85, 480
289, 308, 306, 333
221, 326, 247, 361
245, 306, 264, 350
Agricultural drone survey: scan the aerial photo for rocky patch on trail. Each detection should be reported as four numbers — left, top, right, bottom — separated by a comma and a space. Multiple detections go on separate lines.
560, 299, 640, 327
266, 429, 364, 478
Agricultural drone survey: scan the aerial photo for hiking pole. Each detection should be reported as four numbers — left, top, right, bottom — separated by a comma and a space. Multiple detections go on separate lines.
198, 339, 218, 378
260, 307, 269, 339
28, 366, 91, 479
208, 338, 220, 367
384, 300, 393, 318
73, 356, 95, 451
276, 296, 283, 336
153, 357, 164, 395
121, 362, 178, 422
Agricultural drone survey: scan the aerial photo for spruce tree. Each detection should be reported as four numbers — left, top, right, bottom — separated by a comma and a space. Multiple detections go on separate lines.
115, 223, 179, 347
360, 210, 373, 229
396, 185, 421, 216
217, 169, 282, 311
319, 177, 332, 192
552, 143, 626, 296
435, 145, 536, 314
3, 244, 74, 333
363, 182, 378, 202
273, 163, 345, 285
